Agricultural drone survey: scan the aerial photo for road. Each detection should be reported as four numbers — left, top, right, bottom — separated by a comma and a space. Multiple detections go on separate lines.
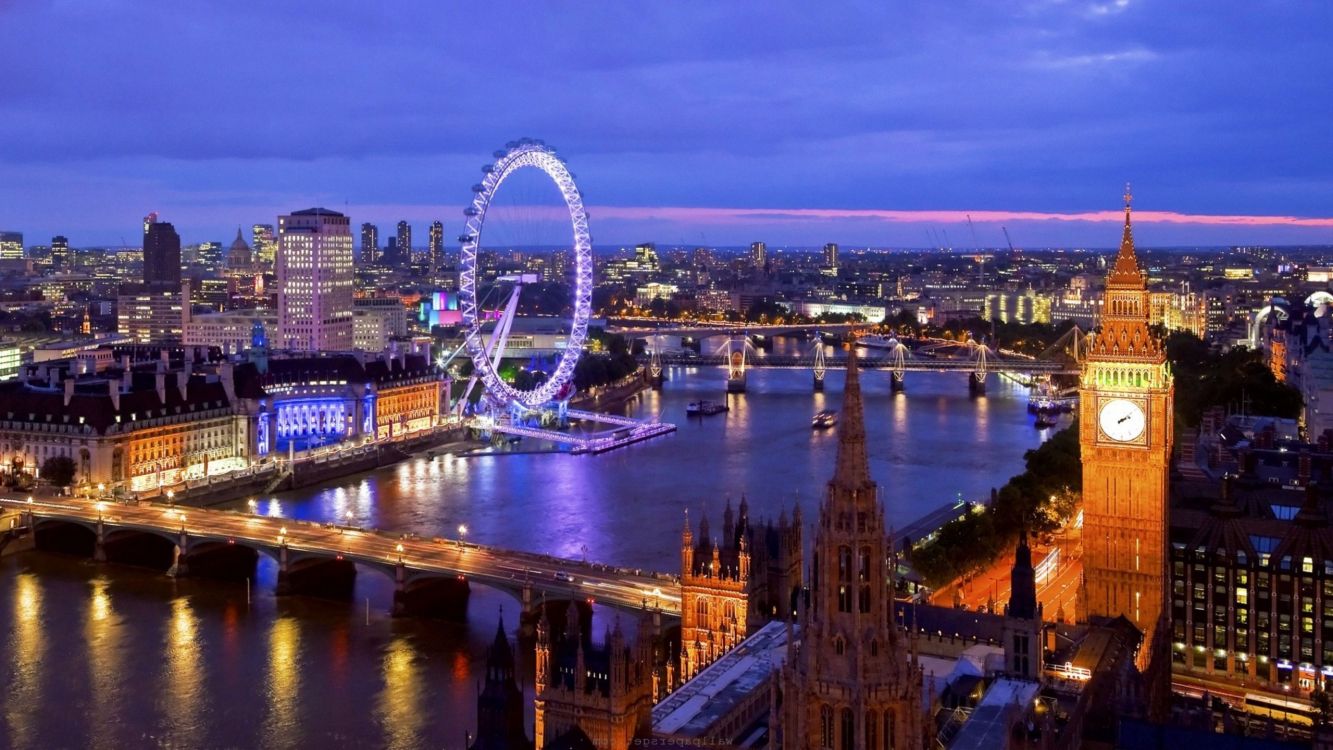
0, 494, 682, 616
948, 538, 1083, 622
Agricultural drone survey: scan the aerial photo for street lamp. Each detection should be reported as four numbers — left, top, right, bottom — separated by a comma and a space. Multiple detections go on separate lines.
345, 510, 354, 526
178, 513, 186, 532
166, 489, 175, 503
396, 542, 405, 563
97, 483, 105, 496
278, 525, 287, 545
457, 524, 468, 549
247, 498, 258, 514
96, 502, 106, 521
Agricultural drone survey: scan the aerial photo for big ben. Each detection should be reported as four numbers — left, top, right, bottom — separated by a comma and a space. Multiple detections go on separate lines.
1078, 186, 1173, 670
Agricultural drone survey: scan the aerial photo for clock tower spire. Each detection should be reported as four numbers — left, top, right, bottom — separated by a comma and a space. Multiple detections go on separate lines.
1078, 188, 1174, 673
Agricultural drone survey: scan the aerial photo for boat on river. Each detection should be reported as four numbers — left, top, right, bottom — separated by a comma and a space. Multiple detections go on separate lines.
812, 409, 838, 429
686, 400, 728, 416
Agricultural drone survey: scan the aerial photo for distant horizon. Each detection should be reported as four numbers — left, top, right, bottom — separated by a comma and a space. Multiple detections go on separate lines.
6, 203, 1333, 251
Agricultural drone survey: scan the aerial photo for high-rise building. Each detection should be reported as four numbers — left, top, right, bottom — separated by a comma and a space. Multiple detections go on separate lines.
823, 242, 839, 269
1077, 189, 1173, 673
778, 346, 930, 749
143, 216, 182, 287
251, 224, 277, 267
360, 222, 379, 264
396, 221, 412, 265
428, 221, 443, 274
0, 231, 23, 260
277, 208, 354, 352
749, 241, 766, 269
50, 235, 70, 271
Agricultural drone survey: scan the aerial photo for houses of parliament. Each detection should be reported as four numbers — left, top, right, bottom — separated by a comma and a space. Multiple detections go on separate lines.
470, 193, 1181, 749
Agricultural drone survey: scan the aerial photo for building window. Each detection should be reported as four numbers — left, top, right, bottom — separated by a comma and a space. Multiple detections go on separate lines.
866, 711, 877, 750
840, 707, 854, 750
820, 705, 833, 748
884, 710, 895, 750
838, 546, 851, 582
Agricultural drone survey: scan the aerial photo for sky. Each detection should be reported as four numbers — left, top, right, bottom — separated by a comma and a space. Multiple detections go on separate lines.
0, 0, 1330, 249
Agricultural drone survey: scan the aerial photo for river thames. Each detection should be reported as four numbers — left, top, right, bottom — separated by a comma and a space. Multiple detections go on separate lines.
0, 360, 1058, 749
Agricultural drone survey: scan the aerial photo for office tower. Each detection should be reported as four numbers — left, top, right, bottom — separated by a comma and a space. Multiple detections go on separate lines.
196, 241, 223, 270
143, 216, 182, 287
277, 208, 354, 352
428, 220, 443, 273
749, 241, 766, 269
0, 231, 22, 260
51, 236, 70, 271
823, 242, 839, 269
396, 221, 412, 265
361, 222, 379, 264
252, 224, 277, 267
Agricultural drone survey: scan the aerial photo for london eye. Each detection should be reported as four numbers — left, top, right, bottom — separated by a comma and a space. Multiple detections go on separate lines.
457, 139, 594, 413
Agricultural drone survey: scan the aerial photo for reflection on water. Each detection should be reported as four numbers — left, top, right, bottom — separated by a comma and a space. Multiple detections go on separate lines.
263, 616, 301, 747
0, 353, 1048, 746
6, 573, 44, 748
376, 636, 425, 750
87, 579, 123, 750
163, 596, 206, 747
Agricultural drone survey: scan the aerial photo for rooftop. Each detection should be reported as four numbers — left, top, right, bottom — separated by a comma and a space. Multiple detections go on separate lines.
651, 619, 789, 738
948, 678, 1041, 750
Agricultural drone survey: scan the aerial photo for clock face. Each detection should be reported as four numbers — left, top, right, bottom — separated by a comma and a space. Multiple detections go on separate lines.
1099, 398, 1146, 442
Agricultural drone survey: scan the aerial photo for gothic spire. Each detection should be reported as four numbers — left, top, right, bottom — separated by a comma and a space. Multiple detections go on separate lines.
1007, 528, 1037, 620
1108, 183, 1144, 286
832, 342, 872, 490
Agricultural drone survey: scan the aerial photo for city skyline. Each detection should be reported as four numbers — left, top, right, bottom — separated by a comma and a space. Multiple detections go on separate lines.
1, 2, 1331, 247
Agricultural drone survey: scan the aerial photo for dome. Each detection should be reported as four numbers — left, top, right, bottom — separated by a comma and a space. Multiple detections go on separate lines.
226, 227, 252, 269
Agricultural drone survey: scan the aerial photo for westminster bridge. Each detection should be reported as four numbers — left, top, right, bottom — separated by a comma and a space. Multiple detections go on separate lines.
0, 495, 681, 622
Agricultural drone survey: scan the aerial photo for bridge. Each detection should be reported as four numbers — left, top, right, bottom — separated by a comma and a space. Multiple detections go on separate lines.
643, 328, 1084, 394
610, 319, 861, 339
1, 495, 681, 620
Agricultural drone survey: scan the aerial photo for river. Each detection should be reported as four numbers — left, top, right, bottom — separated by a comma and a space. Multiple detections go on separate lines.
0, 353, 1057, 749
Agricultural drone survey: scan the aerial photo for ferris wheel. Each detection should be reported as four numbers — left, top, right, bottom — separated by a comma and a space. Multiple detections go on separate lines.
457, 139, 594, 412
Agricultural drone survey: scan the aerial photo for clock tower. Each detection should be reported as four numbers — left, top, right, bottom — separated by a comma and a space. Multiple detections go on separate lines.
1078, 186, 1173, 670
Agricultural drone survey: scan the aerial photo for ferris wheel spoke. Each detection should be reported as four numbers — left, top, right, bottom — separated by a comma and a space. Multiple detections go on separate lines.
457, 140, 593, 413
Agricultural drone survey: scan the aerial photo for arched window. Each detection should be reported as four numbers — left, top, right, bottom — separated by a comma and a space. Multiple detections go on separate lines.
859, 547, 872, 582
838, 546, 852, 582
840, 707, 855, 750
838, 585, 851, 613
866, 710, 878, 750
859, 584, 872, 613
696, 597, 708, 616
820, 704, 834, 748
885, 710, 896, 750
870, 639, 879, 657
834, 636, 845, 655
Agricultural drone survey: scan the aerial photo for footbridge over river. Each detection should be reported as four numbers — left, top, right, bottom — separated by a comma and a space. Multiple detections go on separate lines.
0, 496, 681, 620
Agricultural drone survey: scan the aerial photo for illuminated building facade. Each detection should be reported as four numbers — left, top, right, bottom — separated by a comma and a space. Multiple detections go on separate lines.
534, 605, 656, 750
396, 220, 412, 264
750, 241, 766, 270
116, 283, 187, 343
360, 222, 379, 264
428, 220, 444, 274
0, 231, 22, 260
251, 224, 277, 268
276, 208, 354, 352
50, 235, 70, 271
823, 242, 839, 271
678, 496, 802, 683
0, 348, 245, 491
1171, 473, 1333, 697
1078, 191, 1174, 673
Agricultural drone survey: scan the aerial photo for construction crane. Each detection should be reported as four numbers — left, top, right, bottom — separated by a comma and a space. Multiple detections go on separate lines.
1002, 226, 1018, 254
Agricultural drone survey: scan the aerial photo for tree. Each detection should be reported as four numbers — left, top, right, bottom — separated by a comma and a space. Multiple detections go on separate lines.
41, 455, 77, 487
